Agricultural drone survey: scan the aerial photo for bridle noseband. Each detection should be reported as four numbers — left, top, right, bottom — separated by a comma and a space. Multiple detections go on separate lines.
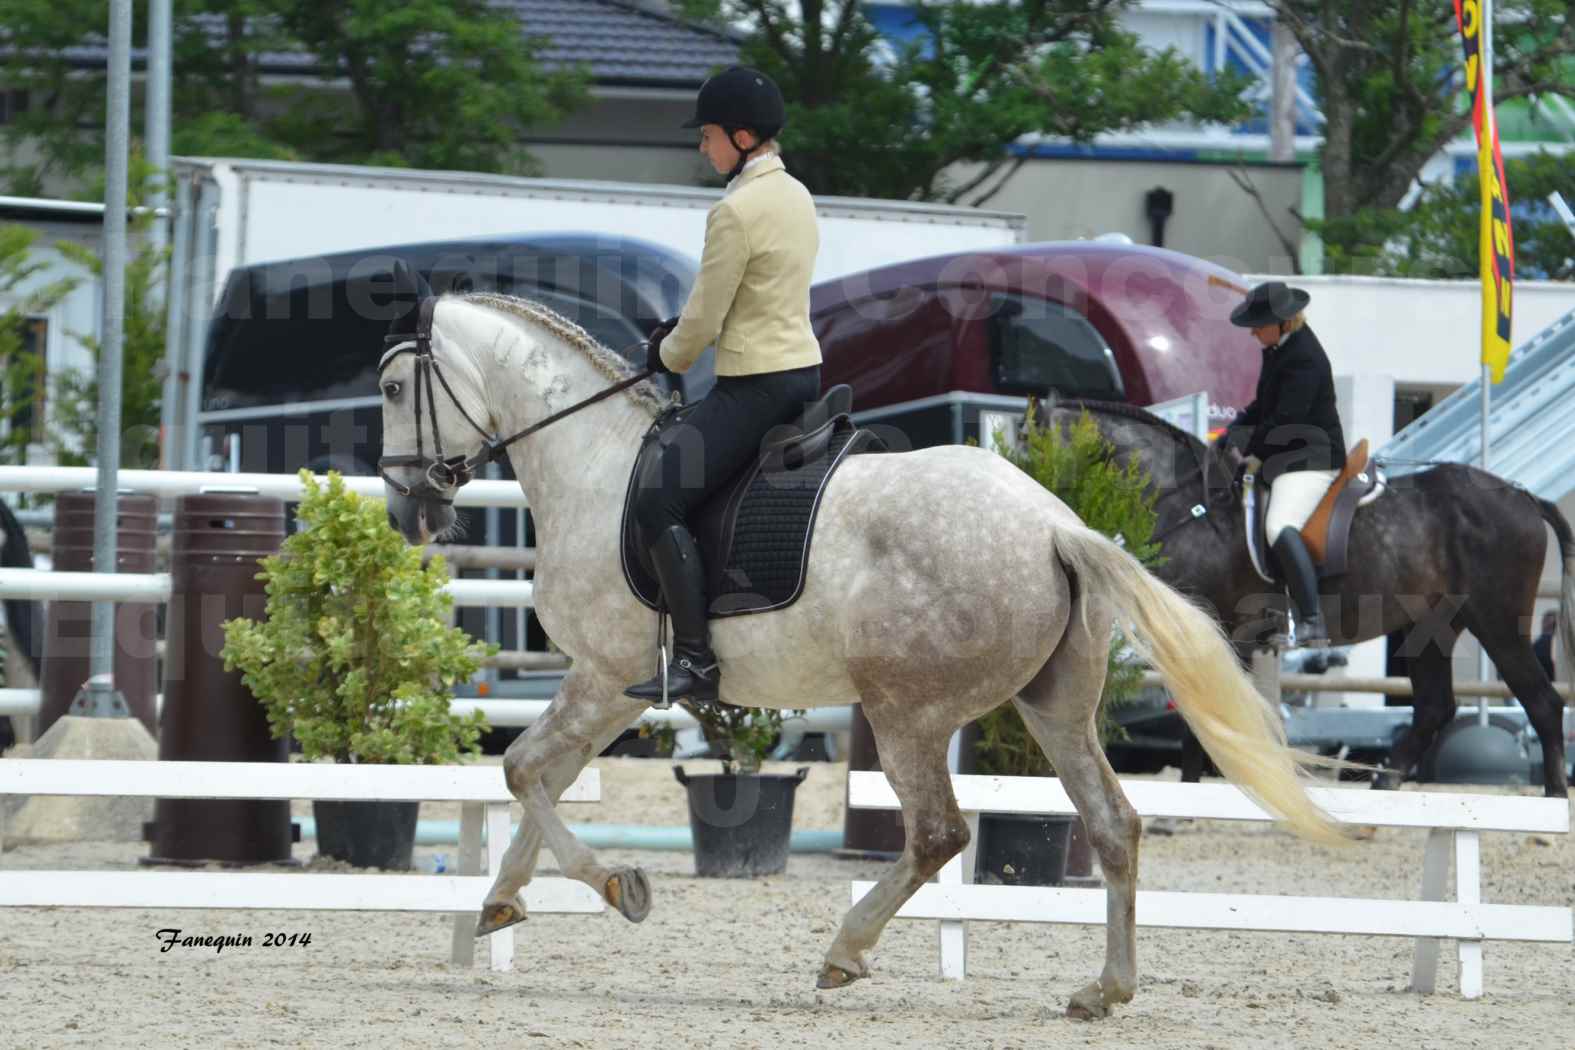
377, 296, 653, 505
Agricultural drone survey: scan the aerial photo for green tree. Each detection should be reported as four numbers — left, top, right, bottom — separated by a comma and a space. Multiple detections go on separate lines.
1367, 149, 1575, 279
0, 0, 589, 194
0, 0, 116, 194
22, 164, 171, 470
1262, 0, 1575, 270
223, 471, 491, 765
679, 0, 1252, 201
256, 0, 588, 172
972, 406, 1159, 775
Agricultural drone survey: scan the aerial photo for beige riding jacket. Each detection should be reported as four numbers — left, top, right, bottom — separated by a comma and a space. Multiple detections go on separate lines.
658, 153, 824, 376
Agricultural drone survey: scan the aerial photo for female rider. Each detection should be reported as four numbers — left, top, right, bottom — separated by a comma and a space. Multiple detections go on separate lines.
1226, 281, 1346, 648
625, 67, 823, 702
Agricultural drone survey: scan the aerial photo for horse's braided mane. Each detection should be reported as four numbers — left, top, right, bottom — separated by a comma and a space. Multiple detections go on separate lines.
461, 292, 675, 417
1052, 397, 1208, 452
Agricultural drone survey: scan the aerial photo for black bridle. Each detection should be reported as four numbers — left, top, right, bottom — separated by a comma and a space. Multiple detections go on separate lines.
377, 296, 654, 504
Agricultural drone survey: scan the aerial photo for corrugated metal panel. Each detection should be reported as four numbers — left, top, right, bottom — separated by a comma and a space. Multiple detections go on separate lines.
1380, 306, 1575, 501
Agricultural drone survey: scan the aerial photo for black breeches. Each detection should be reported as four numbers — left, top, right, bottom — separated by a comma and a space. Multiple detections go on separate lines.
633, 365, 821, 542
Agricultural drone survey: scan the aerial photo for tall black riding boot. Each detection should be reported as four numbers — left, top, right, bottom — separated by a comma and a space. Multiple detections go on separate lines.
1272, 530, 1329, 648
624, 525, 720, 705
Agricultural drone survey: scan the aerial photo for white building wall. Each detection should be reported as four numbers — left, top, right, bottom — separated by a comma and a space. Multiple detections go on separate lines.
1247, 274, 1575, 388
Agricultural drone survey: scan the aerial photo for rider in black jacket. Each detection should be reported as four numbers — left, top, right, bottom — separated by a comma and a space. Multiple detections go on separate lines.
1225, 281, 1346, 647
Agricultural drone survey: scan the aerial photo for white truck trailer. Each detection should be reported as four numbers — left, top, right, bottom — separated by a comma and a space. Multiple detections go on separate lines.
161, 156, 1027, 469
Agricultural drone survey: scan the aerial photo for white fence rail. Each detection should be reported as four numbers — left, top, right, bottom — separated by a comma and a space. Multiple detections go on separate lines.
0, 466, 526, 508
0, 689, 855, 736
847, 771, 1572, 999
0, 759, 602, 972
0, 567, 533, 608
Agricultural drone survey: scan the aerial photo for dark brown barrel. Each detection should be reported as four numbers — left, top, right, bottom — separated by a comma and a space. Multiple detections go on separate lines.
39, 491, 160, 736
148, 492, 291, 864
839, 705, 906, 857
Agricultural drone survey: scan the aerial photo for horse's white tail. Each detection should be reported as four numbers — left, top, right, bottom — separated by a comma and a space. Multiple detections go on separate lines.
1052, 523, 1347, 846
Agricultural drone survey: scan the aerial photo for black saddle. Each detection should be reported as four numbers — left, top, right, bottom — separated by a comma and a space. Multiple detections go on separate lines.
620, 383, 886, 617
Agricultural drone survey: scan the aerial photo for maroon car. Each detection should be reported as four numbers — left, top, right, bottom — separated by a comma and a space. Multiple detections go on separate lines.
811, 242, 1263, 440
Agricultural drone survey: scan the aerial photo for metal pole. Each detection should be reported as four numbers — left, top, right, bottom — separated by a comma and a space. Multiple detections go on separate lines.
160, 174, 191, 469
1268, 20, 1297, 163
78, 0, 134, 719
147, 0, 175, 465
1477, 0, 1495, 728
145, 0, 171, 259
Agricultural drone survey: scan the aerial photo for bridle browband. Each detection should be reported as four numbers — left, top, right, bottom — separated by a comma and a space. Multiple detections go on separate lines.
377, 296, 654, 504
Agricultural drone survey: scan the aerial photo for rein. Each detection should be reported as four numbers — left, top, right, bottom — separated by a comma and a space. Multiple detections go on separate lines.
377, 296, 654, 504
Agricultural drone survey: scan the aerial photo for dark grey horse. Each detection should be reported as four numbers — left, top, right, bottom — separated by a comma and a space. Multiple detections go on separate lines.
1044, 398, 1575, 797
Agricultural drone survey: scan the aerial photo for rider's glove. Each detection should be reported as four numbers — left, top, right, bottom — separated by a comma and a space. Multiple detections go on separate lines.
645, 317, 679, 375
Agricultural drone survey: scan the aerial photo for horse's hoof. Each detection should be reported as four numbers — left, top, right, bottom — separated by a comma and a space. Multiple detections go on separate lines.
1370, 769, 1401, 791
605, 867, 652, 923
475, 897, 527, 937
815, 962, 864, 989
1066, 979, 1127, 1020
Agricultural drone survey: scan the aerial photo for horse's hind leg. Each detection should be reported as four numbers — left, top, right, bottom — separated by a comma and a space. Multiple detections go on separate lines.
1479, 628, 1570, 796
819, 691, 969, 989
1013, 595, 1141, 1020
478, 669, 650, 934
1378, 624, 1460, 789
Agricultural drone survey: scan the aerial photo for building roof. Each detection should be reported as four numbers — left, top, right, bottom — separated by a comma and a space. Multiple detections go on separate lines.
499, 0, 740, 86
60, 0, 740, 89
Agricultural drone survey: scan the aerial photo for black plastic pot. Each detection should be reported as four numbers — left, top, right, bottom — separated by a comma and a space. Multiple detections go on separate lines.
973, 812, 1075, 886
674, 766, 808, 878
312, 799, 420, 870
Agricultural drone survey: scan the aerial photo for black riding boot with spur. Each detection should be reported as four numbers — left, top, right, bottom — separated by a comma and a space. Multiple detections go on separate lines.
624, 525, 720, 705
1273, 530, 1329, 648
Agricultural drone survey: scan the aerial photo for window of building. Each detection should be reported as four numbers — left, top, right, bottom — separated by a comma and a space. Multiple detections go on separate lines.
987, 293, 1125, 400
0, 90, 29, 126
3, 316, 48, 447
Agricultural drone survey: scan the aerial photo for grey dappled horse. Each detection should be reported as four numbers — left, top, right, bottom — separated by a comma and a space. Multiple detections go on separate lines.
1044, 399, 1575, 797
378, 293, 1347, 1017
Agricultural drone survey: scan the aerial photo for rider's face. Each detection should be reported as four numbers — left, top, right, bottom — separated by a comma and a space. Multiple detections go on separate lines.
1251, 322, 1281, 348
698, 123, 758, 175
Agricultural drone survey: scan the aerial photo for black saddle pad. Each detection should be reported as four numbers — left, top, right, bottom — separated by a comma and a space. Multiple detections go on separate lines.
620, 414, 884, 618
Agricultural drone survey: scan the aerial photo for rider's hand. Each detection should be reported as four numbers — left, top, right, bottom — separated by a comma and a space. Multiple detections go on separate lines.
1244, 454, 1263, 475
645, 317, 678, 375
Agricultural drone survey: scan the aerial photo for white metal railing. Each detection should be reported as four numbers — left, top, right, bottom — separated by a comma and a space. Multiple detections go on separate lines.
0, 466, 526, 509
0, 567, 531, 607
0, 689, 855, 735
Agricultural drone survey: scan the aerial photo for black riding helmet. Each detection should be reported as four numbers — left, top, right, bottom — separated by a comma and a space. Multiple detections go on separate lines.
683, 66, 786, 180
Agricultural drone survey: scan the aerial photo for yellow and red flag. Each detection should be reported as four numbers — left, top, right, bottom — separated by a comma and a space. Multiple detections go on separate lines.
1455, 0, 1515, 382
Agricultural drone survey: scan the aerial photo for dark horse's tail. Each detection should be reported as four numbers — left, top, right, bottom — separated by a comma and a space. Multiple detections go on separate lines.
1, 497, 41, 750
1535, 497, 1575, 687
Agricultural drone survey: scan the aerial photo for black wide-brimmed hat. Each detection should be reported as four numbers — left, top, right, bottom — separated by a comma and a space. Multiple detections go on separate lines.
1229, 280, 1311, 328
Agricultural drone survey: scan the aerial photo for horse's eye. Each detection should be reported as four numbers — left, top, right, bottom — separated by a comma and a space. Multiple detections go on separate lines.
382, 381, 401, 399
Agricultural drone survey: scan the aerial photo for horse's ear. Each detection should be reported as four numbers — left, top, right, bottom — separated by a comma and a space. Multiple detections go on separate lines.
386, 260, 434, 345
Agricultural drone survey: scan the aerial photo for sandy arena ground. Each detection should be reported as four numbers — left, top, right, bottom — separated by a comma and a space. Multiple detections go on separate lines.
1, 756, 1571, 1050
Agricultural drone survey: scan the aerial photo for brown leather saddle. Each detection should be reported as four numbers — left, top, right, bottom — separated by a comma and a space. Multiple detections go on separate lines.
1244, 439, 1385, 582
619, 383, 887, 617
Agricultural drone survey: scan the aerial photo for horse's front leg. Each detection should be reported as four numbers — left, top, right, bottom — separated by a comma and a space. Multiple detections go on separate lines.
476, 669, 650, 935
